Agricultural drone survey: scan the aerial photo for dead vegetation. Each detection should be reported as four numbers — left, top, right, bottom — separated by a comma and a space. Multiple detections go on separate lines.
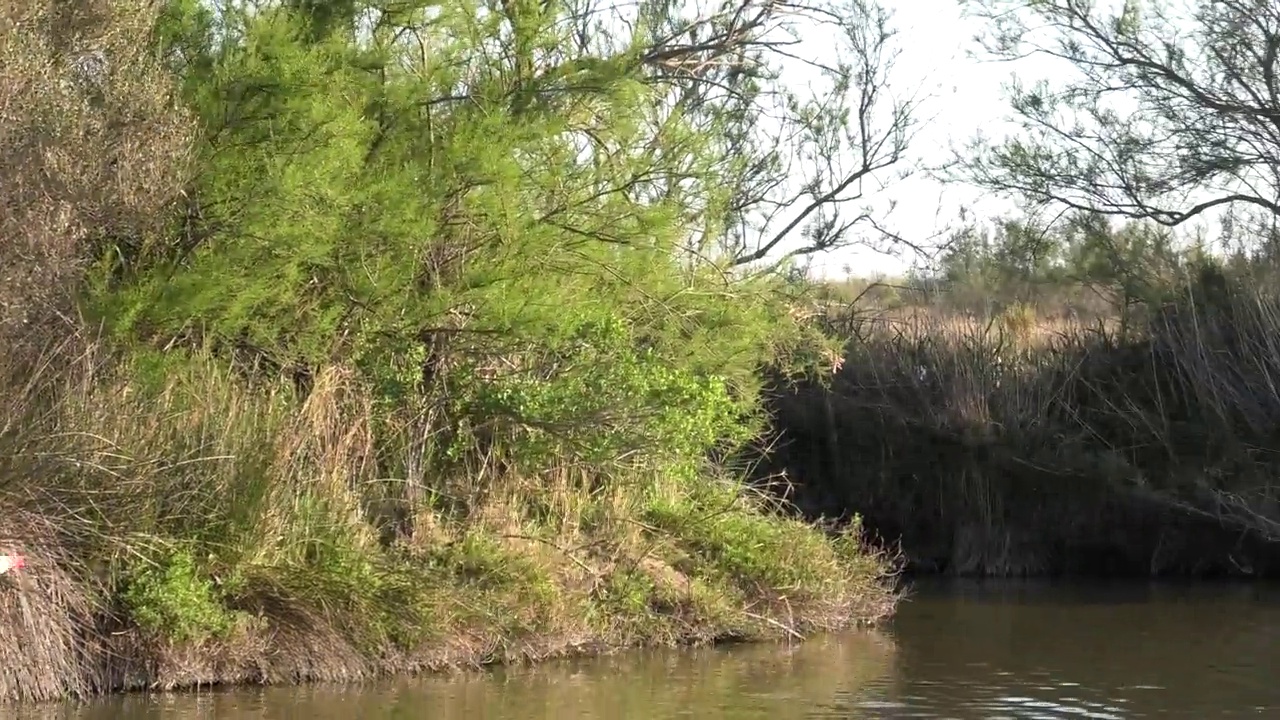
0, 0, 192, 356
764, 267, 1280, 577
0, 510, 102, 702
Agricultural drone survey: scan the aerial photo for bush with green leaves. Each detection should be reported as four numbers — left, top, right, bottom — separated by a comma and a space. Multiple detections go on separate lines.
86, 0, 845, 487
0, 1, 905, 701
121, 547, 241, 644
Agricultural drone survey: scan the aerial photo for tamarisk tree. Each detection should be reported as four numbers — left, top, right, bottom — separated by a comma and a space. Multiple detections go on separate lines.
543, 0, 923, 266
84, 0, 922, 493
959, 0, 1280, 238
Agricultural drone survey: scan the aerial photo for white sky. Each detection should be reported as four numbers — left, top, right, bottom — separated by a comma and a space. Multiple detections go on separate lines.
796, 0, 1049, 279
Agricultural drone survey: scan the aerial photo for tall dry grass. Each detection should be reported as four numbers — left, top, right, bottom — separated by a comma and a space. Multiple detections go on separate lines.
0, 340, 386, 696
0, 0, 192, 356
765, 267, 1280, 577
0, 338, 896, 702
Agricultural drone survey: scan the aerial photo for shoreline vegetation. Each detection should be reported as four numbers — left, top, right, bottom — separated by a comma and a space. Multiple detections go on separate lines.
765, 238, 1280, 578
0, 339, 894, 703
1, 0, 900, 703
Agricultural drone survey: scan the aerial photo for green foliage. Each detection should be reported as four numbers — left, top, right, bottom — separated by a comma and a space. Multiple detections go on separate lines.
644, 480, 859, 597
0, 0, 899, 696
437, 313, 762, 472
437, 533, 549, 590
122, 547, 239, 644
82, 0, 846, 489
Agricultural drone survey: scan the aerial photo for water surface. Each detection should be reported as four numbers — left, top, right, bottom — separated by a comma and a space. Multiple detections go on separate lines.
24, 580, 1280, 719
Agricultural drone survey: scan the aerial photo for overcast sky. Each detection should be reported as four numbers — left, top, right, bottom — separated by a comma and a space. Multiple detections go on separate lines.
796, 0, 1045, 279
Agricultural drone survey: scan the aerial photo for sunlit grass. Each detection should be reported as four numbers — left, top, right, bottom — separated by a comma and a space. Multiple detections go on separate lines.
0, 341, 896, 702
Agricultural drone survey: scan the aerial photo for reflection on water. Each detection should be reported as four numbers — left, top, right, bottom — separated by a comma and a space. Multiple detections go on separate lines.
16, 580, 1280, 719
879, 579, 1280, 719
19, 635, 895, 720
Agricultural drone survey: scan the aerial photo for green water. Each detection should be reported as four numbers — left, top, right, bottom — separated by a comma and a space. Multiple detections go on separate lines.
18, 580, 1280, 718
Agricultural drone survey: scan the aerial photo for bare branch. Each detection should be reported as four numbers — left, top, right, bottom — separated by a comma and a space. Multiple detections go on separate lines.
957, 0, 1280, 237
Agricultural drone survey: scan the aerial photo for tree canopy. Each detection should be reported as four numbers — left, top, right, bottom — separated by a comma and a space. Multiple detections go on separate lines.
60, 0, 921, 479
958, 0, 1280, 239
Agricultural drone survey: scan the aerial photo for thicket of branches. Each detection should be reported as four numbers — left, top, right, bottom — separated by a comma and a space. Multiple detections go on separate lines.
761, 0, 1280, 577
769, 251, 1280, 576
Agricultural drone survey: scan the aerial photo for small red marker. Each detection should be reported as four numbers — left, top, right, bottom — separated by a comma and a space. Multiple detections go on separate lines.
0, 554, 25, 575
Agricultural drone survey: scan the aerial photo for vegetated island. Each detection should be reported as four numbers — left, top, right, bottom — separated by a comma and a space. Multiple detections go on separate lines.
0, 0, 899, 704
10, 0, 1275, 705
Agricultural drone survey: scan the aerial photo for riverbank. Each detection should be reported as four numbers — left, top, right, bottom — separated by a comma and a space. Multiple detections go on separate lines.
0, 346, 896, 703
40, 581, 1280, 720
761, 267, 1280, 578
0, 0, 910, 703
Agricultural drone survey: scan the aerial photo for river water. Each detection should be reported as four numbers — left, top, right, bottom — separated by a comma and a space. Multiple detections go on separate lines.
22, 579, 1280, 719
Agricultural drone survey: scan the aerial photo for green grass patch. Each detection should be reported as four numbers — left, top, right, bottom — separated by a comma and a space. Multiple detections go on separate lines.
0, 345, 894, 701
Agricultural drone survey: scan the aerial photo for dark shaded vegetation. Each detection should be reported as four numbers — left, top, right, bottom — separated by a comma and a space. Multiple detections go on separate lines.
765, 219, 1280, 577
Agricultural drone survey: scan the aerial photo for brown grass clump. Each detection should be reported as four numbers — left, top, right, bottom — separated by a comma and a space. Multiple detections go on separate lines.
0, 509, 103, 702
0, 0, 193, 355
104, 603, 372, 690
